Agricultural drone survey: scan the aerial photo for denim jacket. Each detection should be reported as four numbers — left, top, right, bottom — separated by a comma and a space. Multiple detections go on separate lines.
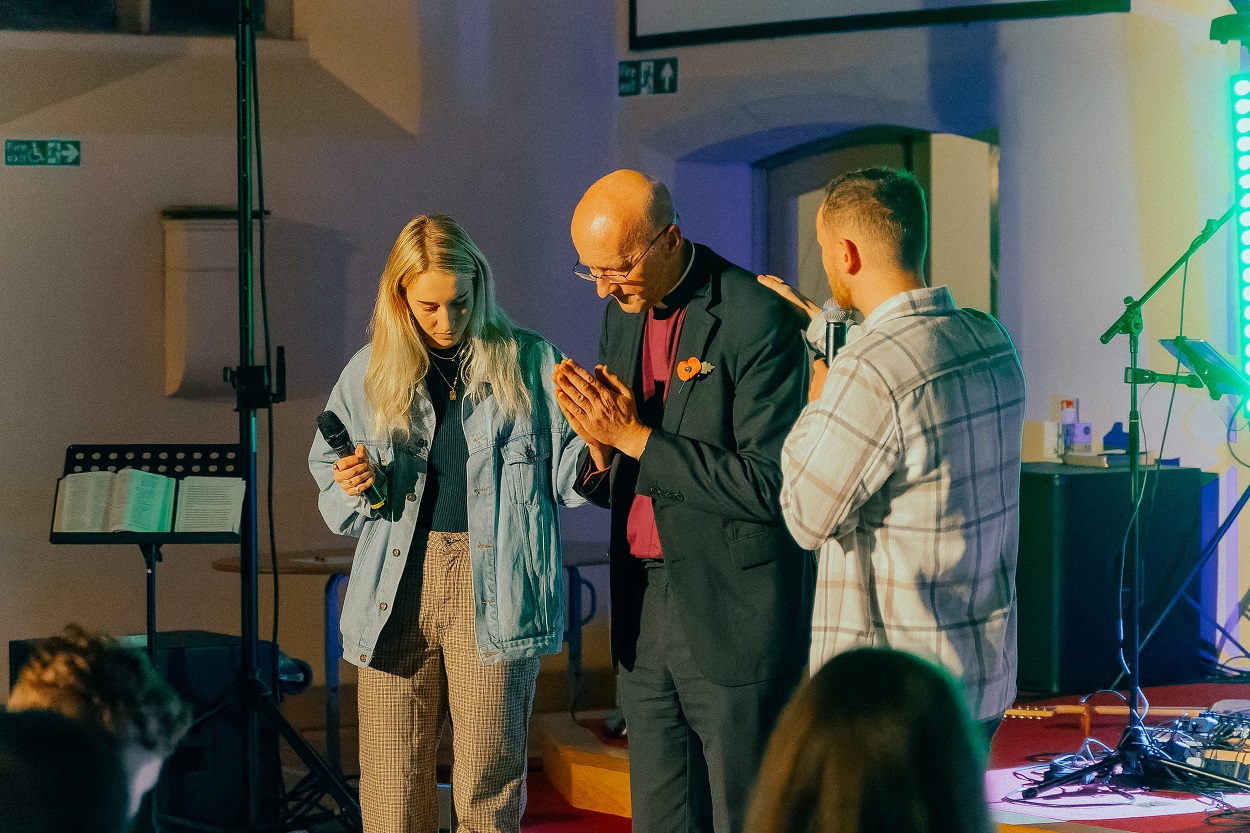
309, 331, 587, 668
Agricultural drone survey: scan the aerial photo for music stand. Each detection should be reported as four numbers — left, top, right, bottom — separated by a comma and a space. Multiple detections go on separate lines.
1162, 336, 1250, 400
49, 443, 243, 663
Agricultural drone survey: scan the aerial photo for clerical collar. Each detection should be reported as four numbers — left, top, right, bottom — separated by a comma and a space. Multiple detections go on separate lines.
654, 243, 697, 312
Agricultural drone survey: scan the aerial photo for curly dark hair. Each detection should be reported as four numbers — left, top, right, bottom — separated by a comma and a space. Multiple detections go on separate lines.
7, 625, 192, 757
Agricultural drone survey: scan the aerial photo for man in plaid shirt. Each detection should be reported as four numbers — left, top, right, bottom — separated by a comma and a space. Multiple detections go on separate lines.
774, 167, 1025, 734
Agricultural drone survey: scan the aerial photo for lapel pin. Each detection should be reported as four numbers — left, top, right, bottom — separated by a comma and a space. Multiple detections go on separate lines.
676, 357, 715, 392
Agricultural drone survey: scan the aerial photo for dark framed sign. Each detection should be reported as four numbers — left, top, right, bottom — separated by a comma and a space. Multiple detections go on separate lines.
629, 0, 1130, 50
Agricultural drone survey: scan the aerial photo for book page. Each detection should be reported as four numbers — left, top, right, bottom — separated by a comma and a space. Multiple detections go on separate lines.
174, 476, 246, 533
105, 468, 175, 533
52, 471, 114, 532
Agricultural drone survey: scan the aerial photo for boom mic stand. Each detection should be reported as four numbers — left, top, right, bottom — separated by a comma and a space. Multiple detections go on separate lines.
1022, 204, 1247, 799
219, 1, 361, 829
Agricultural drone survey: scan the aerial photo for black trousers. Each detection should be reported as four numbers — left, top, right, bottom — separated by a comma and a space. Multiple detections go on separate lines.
618, 562, 801, 833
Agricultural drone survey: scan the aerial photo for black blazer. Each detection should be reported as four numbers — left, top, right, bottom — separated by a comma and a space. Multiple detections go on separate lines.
579, 244, 815, 687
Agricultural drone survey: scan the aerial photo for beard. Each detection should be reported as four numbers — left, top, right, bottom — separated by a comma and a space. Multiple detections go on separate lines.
829, 272, 854, 312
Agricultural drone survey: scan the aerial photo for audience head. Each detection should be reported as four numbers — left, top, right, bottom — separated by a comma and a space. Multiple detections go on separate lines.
746, 647, 994, 833
0, 708, 130, 833
817, 167, 928, 313
7, 625, 192, 818
570, 169, 686, 313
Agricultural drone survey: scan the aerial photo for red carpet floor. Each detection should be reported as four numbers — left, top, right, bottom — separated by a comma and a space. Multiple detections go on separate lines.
991, 682, 1250, 832
518, 683, 1250, 832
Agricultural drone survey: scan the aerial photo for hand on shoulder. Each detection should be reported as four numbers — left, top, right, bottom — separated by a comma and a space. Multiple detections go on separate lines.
757, 274, 821, 322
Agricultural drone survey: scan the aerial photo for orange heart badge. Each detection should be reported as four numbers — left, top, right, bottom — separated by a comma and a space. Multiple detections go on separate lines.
676, 357, 714, 382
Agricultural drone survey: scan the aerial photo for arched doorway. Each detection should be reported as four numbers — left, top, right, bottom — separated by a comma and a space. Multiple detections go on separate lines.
755, 126, 999, 313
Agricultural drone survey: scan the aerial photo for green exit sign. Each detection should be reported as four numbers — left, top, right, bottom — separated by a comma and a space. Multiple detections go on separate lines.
5, 139, 81, 166
619, 59, 678, 97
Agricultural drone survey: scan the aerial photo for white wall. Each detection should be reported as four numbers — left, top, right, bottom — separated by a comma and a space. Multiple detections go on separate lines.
616, 0, 1245, 652
1, 0, 1244, 694
0, 1, 619, 693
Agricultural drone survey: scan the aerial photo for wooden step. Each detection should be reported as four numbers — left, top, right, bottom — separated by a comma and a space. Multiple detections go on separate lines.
531, 711, 630, 818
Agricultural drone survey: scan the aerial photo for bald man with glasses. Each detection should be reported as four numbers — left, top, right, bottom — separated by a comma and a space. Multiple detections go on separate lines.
553, 169, 815, 833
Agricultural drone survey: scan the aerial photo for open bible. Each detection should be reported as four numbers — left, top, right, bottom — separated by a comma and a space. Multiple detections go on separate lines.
52, 468, 246, 534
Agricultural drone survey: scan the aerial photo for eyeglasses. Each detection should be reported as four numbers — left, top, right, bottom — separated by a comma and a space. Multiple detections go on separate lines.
572, 223, 674, 285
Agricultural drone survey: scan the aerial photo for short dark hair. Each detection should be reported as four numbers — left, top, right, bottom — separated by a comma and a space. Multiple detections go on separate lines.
821, 167, 928, 274
8, 625, 191, 757
746, 647, 994, 833
0, 709, 130, 833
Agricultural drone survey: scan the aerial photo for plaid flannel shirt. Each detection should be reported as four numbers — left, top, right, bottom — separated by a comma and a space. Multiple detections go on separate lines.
781, 286, 1025, 720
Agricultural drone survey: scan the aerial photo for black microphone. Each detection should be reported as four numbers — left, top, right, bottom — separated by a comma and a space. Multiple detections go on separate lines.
316, 410, 386, 510
822, 304, 851, 363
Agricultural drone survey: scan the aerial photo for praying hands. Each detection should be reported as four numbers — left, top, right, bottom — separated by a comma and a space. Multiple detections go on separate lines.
552, 359, 651, 465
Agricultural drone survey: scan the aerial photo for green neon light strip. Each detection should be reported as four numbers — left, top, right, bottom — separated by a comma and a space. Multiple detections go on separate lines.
1234, 76, 1250, 376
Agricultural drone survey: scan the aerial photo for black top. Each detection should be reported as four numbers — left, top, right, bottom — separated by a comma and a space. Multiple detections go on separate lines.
417, 344, 469, 533
376, 343, 472, 673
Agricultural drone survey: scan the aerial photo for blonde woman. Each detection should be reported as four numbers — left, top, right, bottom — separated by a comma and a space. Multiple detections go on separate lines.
309, 215, 586, 832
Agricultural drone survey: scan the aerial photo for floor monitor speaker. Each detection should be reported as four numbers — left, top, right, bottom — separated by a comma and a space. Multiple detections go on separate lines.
1016, 464, 1218, 696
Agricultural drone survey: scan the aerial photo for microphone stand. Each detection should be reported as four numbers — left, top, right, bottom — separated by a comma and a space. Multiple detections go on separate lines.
1121, 335, 1250, 681
1022, 203, 1245, 799
222, 1, 361, 829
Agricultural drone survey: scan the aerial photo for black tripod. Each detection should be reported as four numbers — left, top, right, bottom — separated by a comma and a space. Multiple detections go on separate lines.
1021, 205, 1250, 800
193, 1, 361, 829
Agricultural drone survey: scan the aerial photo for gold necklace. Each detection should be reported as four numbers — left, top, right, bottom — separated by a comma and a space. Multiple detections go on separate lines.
427, 344, 464, 400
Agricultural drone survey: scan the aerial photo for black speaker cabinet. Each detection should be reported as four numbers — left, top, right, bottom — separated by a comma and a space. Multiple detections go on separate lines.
9, 630, 281, 830
1016, 464, 1219, 695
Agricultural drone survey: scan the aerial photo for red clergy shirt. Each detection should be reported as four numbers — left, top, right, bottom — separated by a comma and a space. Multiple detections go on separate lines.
626, 301, 688, 559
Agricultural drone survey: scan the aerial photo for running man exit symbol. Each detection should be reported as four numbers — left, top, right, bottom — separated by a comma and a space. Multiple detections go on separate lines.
618, 58, 678, 97
5, 140, 81, 166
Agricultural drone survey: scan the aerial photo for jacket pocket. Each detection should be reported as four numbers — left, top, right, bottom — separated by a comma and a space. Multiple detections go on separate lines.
725, 520, 788, 570
502, 437, 551, 506
341, 520, 384, 648
362, 440, 395, 493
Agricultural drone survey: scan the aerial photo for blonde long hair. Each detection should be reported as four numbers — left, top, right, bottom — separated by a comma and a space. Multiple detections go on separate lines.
364, 215, 531, 441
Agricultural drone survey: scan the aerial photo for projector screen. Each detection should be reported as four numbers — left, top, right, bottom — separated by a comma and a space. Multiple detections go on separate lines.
630, 0, 1129, 49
